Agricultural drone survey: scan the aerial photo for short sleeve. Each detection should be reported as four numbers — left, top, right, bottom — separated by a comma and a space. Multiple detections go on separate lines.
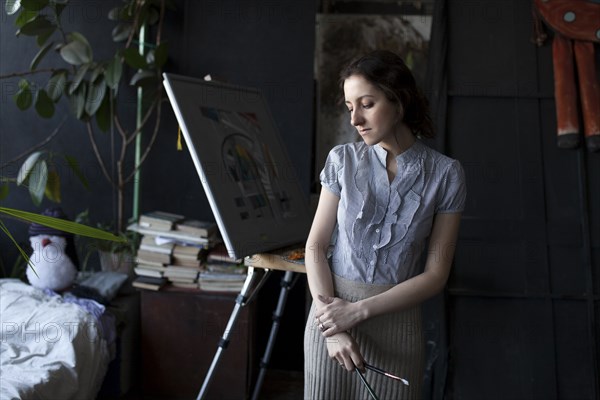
436, 160, 467, 213
319, 145, 344, 197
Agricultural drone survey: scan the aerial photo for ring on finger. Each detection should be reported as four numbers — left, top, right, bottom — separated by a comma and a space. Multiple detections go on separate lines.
319, 323, 325, 332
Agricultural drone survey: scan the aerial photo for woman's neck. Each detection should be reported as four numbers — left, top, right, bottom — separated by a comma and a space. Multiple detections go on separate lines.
378, 125, 415, 157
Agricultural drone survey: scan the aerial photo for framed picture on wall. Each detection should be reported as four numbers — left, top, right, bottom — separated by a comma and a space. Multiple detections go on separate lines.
163, 73, 311, 259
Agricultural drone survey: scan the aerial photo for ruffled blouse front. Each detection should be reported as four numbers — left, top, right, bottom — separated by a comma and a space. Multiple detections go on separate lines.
320, 139, 466, 284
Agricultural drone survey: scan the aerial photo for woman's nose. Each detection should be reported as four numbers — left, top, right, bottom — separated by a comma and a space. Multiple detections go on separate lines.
351, 110, 363, 126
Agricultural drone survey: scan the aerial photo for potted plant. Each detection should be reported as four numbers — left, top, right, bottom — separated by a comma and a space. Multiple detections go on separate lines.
1, 0, 172, 231
1, 0, 174, 271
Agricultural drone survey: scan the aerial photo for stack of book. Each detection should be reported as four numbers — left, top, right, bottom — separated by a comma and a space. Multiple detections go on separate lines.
129, 213, 218, 249
138, 210, 184, 231
164, 244, 203, 289
130, 211, 218, 291
198, 243, 247, 292
133, 236, 173, 291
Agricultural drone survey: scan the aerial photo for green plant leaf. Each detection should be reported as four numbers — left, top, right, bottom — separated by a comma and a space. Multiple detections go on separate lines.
0, 207, 126, 242
15, 9, 37, 27
28, 159, 48, 206
145, 50, 155, 65
34, 89, 55, 118
90, 64, 104, 83
68, 31, 91, 48
0, 219, 33, 275
137, 5, 149, 25
18, 14, 52, 36
60, 34, 92, 65
64, 155, 90, 190
95, 91, 110, 132
125, 1, 135, 18
21, 0, 48, 11
108, 6, 132, 22
85, 77, 106, 116
35, 26, 55, 46
60, 40, 90, 65
44, 169, 61, 202
52, 2, 66, 17
105, 55, 122, 90
70, 81, 86, 119
17, 151, 43, 185
122, 47, 147, 69
6, 0, 21, 15
46, 70, 67, 101
69, 63, 89, 94
14, 84, 33, 110
146, 7, 159, 25
111, 22, 132, 42
107, 6, 120, 21
0, 185, 9, 200
129, 70, 155, 86
153, 42, 168, 68
30, 40, 53, 70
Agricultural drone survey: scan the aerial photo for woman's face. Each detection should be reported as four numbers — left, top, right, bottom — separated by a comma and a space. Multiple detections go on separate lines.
343, 74, 401, 147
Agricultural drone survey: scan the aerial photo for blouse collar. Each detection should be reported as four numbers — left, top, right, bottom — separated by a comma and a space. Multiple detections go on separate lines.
372, 138, 424, 166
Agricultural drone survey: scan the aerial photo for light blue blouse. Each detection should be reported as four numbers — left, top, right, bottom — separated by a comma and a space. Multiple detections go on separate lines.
320, 139, 466, 284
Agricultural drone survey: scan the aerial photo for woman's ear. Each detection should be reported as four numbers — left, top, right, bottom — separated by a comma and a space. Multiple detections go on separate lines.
396, 103, 405, 123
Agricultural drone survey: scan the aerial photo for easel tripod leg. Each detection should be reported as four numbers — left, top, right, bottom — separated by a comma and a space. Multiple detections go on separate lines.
250, 271, 296, 400
196, 267, 269, 400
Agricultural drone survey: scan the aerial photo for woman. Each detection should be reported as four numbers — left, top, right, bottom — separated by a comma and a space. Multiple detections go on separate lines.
304, 50, 466, 400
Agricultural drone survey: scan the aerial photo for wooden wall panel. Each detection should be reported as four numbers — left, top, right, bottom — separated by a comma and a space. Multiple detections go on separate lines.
442, 0, 599, 398
449, 298, 557, 400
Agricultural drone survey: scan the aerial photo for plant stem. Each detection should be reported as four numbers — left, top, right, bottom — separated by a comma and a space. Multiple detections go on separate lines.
86, 121, 115, 187
125, 94, 163, 183
0, 117, 66, 168
132, 22, 147, 223
0, 69, 59, 79
157, 0, 166, 45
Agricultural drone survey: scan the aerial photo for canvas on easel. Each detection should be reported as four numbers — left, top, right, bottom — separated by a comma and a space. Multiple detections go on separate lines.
163, 73, 311, 260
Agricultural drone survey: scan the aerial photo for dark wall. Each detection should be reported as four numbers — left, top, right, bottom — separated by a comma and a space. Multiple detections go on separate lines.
0, 0, 315, 372
0, 0, 315, 255
443, 1, 600, 399
140, 0, 316, 219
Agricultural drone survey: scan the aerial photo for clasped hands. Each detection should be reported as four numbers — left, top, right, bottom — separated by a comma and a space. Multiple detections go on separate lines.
315, 294, 366, 371
315, 294, 362, 337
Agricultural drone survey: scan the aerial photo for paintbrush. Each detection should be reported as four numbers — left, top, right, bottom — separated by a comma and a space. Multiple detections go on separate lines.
355, 367, 380, 400
364, 363, 410, 386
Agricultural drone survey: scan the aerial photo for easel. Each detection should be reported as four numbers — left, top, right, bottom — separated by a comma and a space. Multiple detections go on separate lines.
196, 249, 306, 400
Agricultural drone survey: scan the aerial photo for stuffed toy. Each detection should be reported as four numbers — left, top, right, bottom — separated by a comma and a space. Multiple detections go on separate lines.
26, 207, 80, 292
532, 0, 600, 151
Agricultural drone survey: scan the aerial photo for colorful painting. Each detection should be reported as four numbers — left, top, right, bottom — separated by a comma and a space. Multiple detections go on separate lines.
163, 75, 311, 259
199, 107, 293, 221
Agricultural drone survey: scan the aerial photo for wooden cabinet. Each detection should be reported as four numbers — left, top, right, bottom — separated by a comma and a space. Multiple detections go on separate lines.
140, 287, 256, 399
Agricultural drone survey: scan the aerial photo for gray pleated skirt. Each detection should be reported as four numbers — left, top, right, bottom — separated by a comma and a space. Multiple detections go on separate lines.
304, 274, 424, 400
